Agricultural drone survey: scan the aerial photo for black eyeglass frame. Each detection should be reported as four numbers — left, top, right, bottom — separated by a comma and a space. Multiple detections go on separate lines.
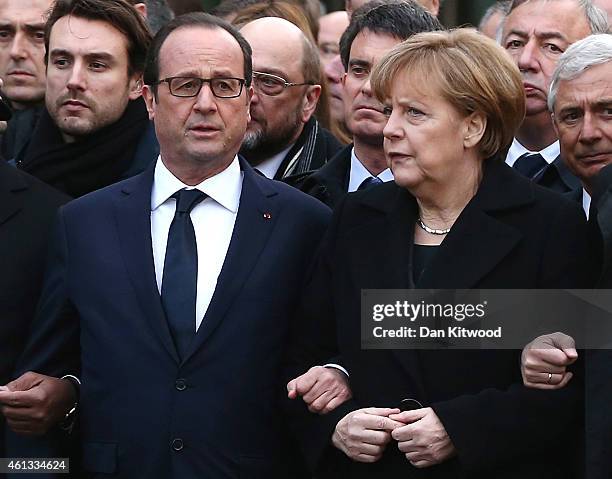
252, 71, 314, 96
155, 76, 246, 98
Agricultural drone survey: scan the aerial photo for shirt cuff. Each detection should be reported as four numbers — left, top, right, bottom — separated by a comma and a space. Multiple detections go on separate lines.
322, 363, 349, 377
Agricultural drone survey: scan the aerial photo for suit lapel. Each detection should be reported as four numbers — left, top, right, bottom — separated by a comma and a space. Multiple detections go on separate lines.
113, 166, 180, 363
417, 210, 522, 289
535, 155, 581, 193
347, 185, 415, 290
183, 161, 279, 361
419, 162, 527, 288
351, 185, 429, 399
0, 162, 27, 227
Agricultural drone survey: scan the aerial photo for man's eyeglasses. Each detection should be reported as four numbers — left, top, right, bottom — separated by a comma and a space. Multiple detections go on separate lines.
252, 71, 313, 96
156, 76, 246, 98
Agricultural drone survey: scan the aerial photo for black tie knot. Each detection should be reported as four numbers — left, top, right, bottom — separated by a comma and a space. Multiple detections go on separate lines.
173, 189, 206, 215
513, 153, 548, 179
358, 176, 383, 191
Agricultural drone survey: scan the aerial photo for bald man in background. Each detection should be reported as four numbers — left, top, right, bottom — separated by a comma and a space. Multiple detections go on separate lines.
240, 17, 341, 181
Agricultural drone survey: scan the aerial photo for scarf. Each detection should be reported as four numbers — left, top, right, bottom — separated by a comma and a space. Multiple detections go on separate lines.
18, 98, 149, 198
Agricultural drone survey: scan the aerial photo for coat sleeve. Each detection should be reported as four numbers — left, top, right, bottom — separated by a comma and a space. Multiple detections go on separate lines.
282, 196, 361, 474
14, 206, 80, 379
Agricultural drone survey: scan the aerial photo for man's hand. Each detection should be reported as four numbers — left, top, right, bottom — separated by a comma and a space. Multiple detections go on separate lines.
389, 407, 456, 468
332, 407, 403, 463
521, 332, 577, 390
287, 366, 352, 414
0, 372, 76, 436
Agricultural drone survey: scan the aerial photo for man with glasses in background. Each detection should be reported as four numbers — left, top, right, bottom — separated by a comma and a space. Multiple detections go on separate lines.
239, 17, 342, 182
1, 11, 330, 478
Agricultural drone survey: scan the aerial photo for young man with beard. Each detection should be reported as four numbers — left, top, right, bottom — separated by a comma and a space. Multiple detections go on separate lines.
239, 17, 342, 182
13, 0, 159, 198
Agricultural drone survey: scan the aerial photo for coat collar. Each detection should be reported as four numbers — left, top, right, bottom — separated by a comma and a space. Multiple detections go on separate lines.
346, 160, 533, 295
358, 159, 535, 216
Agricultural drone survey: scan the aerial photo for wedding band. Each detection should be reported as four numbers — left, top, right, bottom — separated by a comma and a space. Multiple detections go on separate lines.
547, 373, 553, 383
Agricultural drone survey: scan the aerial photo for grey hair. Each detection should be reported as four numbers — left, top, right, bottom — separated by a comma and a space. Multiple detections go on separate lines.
479, 0, 511, 31
548, 33, 612, 110
504, 0, 609, 36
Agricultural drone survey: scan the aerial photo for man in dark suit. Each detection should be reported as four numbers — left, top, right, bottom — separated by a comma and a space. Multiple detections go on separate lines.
500, 0, 608, 193
300, 1, 441, 208
0, 12, 329, 478
520, 33, 612, 479
0, 160, 69, 456
12, 0, 159, 198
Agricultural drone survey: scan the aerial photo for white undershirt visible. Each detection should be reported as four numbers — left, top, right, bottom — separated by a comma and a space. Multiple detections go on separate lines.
254, 144, 294, 179
348, 147, 394, 192
505, 138, 560, 167
583, 189, 592, 219
150, 156, 242, 331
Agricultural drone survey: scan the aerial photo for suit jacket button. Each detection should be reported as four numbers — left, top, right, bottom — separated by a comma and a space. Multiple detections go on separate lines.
175, 379, 187, 391
171, 438, 184, 451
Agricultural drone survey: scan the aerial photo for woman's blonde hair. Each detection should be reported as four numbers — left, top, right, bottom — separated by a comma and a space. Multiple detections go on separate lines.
371, 28, 525, 158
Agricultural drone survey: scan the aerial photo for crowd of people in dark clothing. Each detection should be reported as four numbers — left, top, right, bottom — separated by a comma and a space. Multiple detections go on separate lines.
1, 0, 612, 477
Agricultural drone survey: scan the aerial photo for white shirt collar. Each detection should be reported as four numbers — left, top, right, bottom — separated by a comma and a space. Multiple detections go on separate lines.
253, 144, 294, 179
151, 155, 242, 213
505, 138, 560, 167
583, 189, 592, 219
348, 147, 394, 192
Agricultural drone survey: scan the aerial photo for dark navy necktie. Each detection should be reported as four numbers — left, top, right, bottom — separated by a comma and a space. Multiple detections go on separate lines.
161, 188, 206, 360
513, 153, 548, 179
358, 176, 383, 191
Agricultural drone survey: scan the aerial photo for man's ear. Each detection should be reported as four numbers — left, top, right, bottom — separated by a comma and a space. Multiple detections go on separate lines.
141, 84, 156, 121
245, 85, 253, 123
301, 84, 321, 123
134, 2, 148, 18
128, 74, 144, 100
429, 0, 440, 16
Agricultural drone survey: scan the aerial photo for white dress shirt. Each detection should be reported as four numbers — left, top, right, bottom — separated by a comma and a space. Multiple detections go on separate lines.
505, 138, 560, 167
583, 189, 592, 219
254, 144, 294, 179
348, 147, 394, 192
150, 156, 243, 331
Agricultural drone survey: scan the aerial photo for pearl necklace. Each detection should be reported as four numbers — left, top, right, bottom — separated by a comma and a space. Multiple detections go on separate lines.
417, 218, 451, 235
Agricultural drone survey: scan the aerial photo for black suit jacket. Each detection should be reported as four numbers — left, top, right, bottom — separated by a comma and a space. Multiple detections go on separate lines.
534, 154, 581, 193
0, 161, 69, 453
13, 159, 330, 478
297, 144, 352, 208
585, 164, 612, 479
285, 160, 594, 479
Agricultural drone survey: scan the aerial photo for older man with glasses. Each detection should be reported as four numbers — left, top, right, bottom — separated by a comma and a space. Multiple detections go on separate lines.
239, 17, 342, 183
1, 11, 331, 478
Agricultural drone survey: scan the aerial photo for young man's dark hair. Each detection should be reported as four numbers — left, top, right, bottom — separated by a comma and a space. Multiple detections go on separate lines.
44, 0, 152, 76
339, 0, 443, 70
143, 12, 253, 96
